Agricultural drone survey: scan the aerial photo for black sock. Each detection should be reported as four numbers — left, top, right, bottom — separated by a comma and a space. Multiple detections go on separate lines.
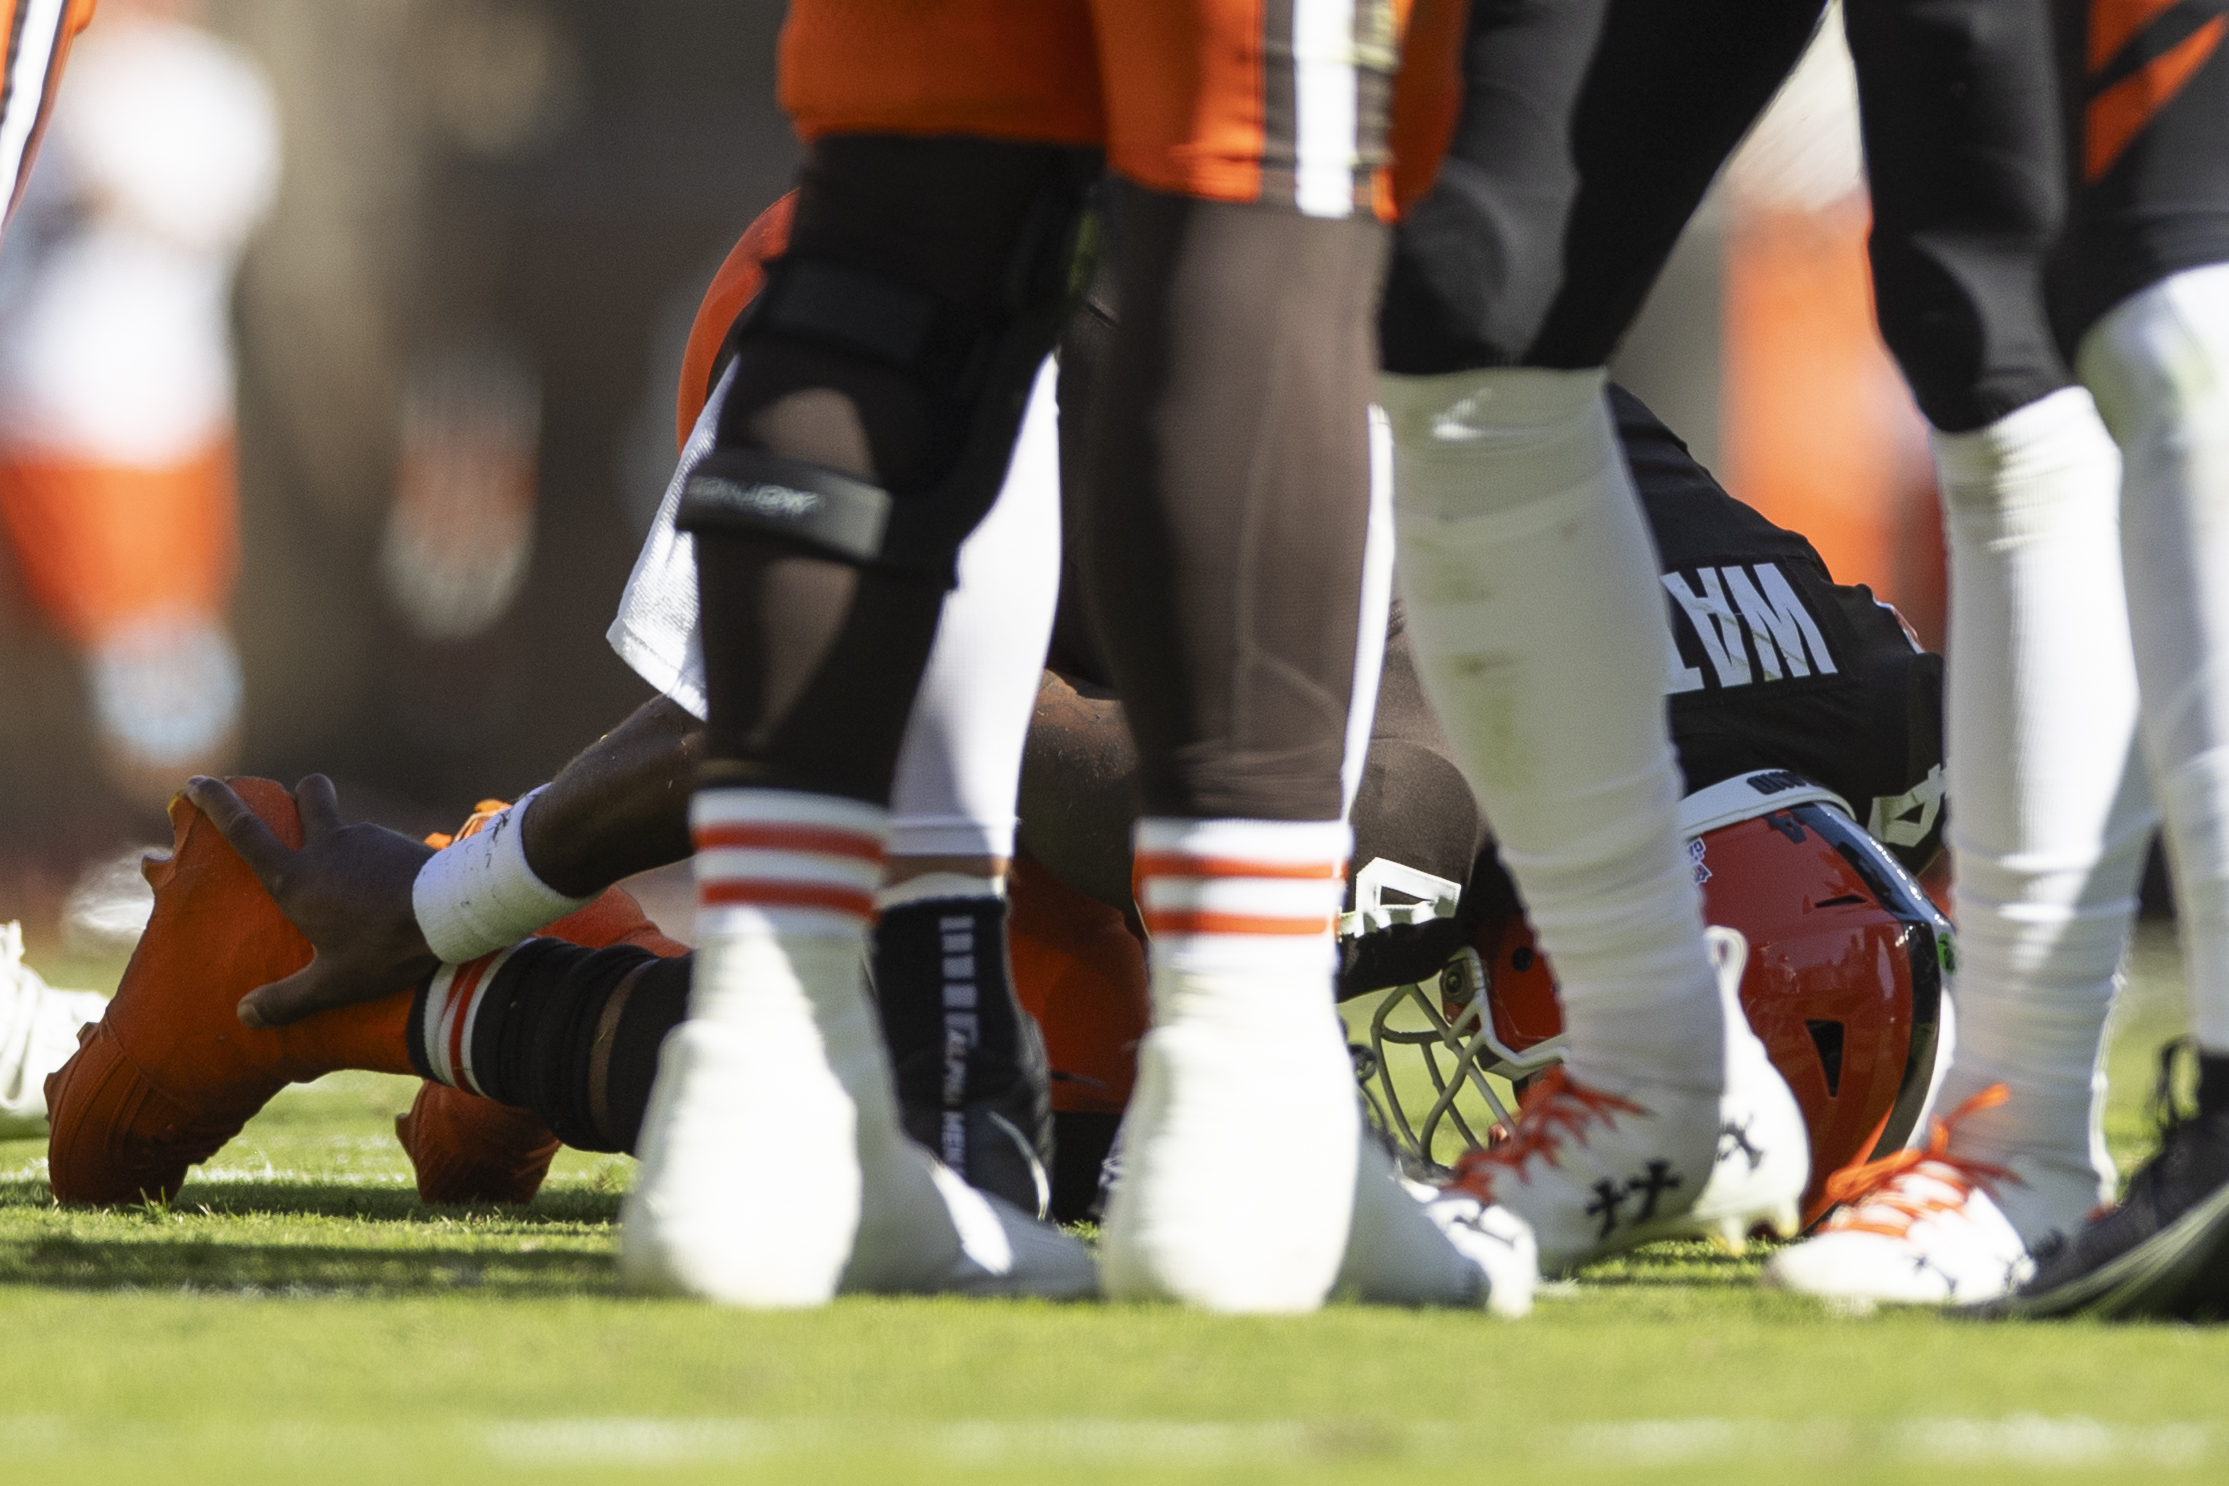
2198, 1052, 2229, 1121
872, 895, 1044, 1165
1050, 1111, 1121, 1224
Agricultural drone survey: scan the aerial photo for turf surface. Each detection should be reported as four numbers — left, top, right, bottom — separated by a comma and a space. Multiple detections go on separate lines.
2, 927, 2225, 1484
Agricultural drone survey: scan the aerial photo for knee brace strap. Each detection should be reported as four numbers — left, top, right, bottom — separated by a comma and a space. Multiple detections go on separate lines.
681, 167, 1096, 585
680, 449, 896, 565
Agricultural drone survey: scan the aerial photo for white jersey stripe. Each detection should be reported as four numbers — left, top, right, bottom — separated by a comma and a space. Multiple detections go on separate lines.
1292, 0, 1361, 219
0, 0, 67, 224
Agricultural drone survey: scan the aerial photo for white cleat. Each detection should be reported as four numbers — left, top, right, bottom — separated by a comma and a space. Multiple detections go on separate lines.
1761, 1175, 2031, 1306
920, 1163, 1098, 1299
1440, 928, 1808, 1276
1762, 1085, 2062, 1306
623, 934, 1096, 1306
1339, 1137, 1536, 1316
1419, 1181, 1539, 1318
619, 935, 863, 1307
0, 922, 111, 1139
1101, 971, 1360, 1312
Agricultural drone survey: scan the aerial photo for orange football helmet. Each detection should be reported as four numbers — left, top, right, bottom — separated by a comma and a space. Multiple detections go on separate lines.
1353, 769, 1951, 1226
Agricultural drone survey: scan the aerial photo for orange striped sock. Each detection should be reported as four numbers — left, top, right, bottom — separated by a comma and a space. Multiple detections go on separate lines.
691, 788, 888, 947
1133, 817, 1350, 981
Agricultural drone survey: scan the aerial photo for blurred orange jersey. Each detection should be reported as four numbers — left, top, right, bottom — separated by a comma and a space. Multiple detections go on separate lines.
675, 193, 797, 451
779, 0, 1466, 222
1, 0, 96, 227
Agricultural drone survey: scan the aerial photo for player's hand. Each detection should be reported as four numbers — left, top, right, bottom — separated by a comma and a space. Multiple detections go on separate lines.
183, 774, 440, 1029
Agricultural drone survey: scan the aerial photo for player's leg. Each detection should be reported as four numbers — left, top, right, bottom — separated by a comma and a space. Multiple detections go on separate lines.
1988, 0, 2229, 1319
1986, 261, 2229, 1317
1057, 0, 1532, 1312
620, 273, 1073, 1219
875, 357, 1066, 1218
1077, 0, 1396, 1302
622, 90, 1100, 1306
1379, 0, 1819, 1275
1767, 0, 2148, 1306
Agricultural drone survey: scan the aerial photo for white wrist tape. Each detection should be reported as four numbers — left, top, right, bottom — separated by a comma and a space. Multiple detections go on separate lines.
412, 787, 594, 964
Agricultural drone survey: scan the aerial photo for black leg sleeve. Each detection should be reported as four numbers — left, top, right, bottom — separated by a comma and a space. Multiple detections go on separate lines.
1083, 185, 1387, 822
1381, 0, 1822, 374
1848, 0, 2075, 431
462, 939, 692, 1156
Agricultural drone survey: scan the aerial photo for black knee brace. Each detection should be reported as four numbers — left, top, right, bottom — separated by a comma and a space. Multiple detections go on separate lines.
679, 157, 1098, 587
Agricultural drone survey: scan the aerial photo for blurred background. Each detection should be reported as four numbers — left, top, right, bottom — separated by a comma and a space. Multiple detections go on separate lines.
0, 3, 1966, 953
0, 0, 798, 950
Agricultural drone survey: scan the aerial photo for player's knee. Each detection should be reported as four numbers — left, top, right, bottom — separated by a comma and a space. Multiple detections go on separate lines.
1871, 240, 2067, 434
1378, 364, 1613, 515
684, 136, 1096, 589
2078, 264, 2229, 445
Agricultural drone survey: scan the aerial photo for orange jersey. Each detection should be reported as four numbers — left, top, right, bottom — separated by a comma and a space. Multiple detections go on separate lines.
1, 0, 96, 228
778, 0, 1464, 222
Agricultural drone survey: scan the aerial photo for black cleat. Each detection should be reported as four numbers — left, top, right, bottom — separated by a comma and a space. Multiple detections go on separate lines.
1975, 1040, 2229, 1321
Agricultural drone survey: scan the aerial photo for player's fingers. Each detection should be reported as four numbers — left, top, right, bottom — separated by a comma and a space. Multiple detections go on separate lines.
295, 773, 345, 839
184, 776, 297, 885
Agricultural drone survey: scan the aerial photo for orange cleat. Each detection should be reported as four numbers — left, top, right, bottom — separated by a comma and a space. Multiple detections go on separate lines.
45, 779, 418, 1204
395, 1081, 561, 1206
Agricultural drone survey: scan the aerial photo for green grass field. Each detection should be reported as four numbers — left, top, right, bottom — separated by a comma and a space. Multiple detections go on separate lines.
3, 927, 2225, 1485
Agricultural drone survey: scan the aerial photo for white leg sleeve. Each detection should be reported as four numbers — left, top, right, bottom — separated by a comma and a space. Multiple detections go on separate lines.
886, 357, 1063, 858
606, 357, 1063, 860
1343, 407, 1398, 816
1377, 366, 1722, 1093
1928, 386, 2148, 1226
2081, 261, 2229, 1056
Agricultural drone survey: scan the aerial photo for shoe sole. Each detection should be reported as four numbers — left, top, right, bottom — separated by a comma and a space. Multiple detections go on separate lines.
1974, 1180, 2229, 1322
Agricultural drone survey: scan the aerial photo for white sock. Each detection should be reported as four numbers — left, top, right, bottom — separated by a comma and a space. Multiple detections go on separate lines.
1377, 365, 1721, 1094
1929, 387, 2147, 1221
2082, 262, 2229, 1057
626, 788, 957, 1304
1102, 817, 1358, 1311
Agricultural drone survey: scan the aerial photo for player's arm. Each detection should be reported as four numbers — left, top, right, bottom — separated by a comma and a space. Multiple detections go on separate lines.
1015, 668, 1137, 911
183, 694, 703, 1028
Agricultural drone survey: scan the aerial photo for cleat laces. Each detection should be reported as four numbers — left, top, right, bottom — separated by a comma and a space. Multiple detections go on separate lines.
1818, 1083, 2019, 1238
1446, 1066, 1646, 1201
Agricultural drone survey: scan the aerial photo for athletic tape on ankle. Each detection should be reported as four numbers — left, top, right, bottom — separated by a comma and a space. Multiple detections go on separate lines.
412, 787, 593, 965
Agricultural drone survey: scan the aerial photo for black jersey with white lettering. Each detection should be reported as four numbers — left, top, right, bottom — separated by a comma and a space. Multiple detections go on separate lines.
1044, 381, 1944, 873
2051, 0, 2229, 351
1617, 388, 1946, 867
